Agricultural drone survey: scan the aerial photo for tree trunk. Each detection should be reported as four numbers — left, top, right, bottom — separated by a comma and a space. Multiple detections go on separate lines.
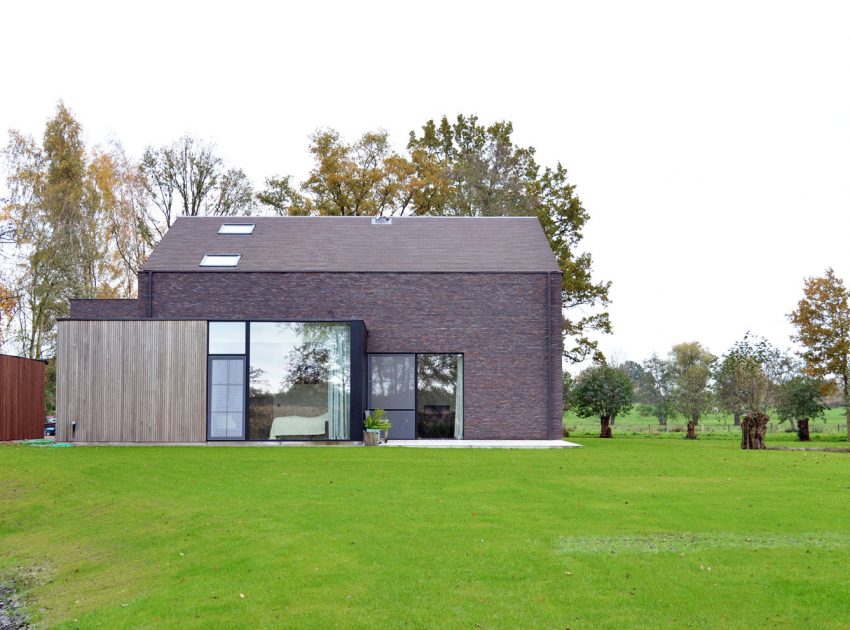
685, 415, 698, 440
609, 415, 615, 426
733, 412, 741, 427
658, 415, 667, 426
741, 412, 769, 450
599, 415, 612, 438
797, 418, 810, 441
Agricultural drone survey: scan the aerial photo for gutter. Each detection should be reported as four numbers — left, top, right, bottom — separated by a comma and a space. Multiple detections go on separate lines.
147, 271, 153, 318
547, 272, 552, 439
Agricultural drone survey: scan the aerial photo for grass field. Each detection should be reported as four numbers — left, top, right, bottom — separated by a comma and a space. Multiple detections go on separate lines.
2, 439, 850, 628
564, 406, 850, 438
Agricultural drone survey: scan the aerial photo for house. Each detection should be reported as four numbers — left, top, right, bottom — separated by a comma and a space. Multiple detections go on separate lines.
56, 216, 563, 443
0, 354, 47, 441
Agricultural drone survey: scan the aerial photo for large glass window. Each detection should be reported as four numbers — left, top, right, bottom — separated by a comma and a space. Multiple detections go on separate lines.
416, 354, 463, 439
249, 322, 350, 440
366, 353, 463, 440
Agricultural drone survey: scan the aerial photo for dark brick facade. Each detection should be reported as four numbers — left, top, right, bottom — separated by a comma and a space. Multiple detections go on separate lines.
71, 271, 563, 439
69, 298, 143, 319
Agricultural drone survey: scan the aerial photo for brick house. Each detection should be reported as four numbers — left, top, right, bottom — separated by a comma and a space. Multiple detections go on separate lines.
57, 216, 563, 443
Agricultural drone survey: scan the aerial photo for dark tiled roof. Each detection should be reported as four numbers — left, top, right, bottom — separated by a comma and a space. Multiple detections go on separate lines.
141, 216, 560, 273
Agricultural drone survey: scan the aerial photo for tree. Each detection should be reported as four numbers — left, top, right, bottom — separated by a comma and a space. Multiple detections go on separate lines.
94, 145, 156, 296
563, 371, 573, 413
259, 115, 611, 363
571, 364, 633, 438
715, 335, 787, 450
670, 342, 715, 439
776, 376, 828, 441
789, 268, 850, 440
2, 103, 118, 358
139, 135, 255, 239
638, 354, 677, 426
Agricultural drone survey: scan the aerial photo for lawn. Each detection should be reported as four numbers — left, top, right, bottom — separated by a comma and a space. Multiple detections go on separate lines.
2, 440, 850, 628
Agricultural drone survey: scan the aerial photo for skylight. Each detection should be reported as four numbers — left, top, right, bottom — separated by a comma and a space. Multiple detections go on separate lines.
200, 254, 241, 267
218, 223, 255, 235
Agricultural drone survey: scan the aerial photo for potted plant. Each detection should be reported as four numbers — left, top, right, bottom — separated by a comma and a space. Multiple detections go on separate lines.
363, 409, 391, 446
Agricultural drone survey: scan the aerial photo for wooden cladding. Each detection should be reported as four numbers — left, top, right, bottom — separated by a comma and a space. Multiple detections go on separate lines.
57, 320, 207, 443
0, 354, 45, 441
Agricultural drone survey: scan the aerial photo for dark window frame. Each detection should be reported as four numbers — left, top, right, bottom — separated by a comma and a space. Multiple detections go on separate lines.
366, 352, 465, 440
206, 319, 364, 442
207, 353, 247, 441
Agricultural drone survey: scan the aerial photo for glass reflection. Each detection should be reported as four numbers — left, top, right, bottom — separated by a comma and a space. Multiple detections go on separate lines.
249, 322, 350, 440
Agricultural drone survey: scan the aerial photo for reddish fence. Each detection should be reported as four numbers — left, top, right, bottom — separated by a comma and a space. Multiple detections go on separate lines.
0, 354, 46, 441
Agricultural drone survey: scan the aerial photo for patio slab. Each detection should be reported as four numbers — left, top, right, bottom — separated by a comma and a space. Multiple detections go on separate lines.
381, 439, 580, 449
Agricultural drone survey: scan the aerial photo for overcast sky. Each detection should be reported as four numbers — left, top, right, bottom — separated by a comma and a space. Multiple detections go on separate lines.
1, 0, 848, 365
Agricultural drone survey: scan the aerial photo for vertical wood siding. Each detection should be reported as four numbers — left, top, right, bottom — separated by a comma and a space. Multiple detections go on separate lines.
57, 320, 207, 443
0, 355, 45, 441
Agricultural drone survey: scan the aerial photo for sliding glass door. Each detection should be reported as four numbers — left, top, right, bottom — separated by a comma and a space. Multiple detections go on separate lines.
367, 353, 463, 439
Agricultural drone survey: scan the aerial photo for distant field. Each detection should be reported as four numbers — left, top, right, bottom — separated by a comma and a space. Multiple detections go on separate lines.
564, 407, 849, 439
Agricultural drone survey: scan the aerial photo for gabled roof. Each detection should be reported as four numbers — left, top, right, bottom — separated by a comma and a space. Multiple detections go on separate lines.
141, 216, 560, 273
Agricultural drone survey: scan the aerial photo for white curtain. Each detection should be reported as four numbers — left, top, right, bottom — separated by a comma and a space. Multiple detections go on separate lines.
454, 355, 464, 439
327, 325, 350, 439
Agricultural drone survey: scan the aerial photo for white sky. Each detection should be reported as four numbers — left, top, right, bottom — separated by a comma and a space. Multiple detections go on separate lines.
1, 0, 848, 364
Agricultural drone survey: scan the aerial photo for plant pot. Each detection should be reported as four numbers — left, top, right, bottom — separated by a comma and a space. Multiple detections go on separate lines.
363, 429, 380, 446
380, 429, 389, 443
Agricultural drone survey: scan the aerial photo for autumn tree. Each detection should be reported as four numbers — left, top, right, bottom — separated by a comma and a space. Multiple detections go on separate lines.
1, 103, 121, 357
258, 115, 611, 363
572, 364, 633, 438
789, 268, 850, 440
776, 376, 827, 441
637, 354, 677, 426
670, 342, 715, 439
139, 135, 255, 239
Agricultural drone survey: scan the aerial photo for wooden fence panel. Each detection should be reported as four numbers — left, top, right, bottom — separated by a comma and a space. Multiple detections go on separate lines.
57, 320, 207, 443
0, 354, 46, 441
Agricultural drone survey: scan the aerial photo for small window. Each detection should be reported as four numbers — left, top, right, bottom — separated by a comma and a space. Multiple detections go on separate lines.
218, 224, 255, 235
200, 254, 241, 267
209, 322, 246, 354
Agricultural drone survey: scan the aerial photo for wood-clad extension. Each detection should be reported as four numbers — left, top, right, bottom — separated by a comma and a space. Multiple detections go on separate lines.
57, 320, 207, 443
0, 354, 46, 441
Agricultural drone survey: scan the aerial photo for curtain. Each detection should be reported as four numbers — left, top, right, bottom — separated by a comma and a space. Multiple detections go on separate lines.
327, 325, 350, 439
454, 355, 464, 439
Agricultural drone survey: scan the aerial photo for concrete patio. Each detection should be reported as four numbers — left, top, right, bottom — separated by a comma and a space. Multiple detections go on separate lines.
382, 439, 580, 449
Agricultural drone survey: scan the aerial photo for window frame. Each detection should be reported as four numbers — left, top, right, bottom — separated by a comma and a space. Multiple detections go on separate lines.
205, 320, 365, 442
366, 352, 465, 439
207, 354, 248, 441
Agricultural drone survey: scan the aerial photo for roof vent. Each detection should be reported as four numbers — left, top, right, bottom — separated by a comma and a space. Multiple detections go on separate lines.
371, 216, 392, 225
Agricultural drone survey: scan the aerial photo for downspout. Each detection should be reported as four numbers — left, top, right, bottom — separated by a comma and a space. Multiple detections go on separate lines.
147, 271, 153, 318
546, 272, 552, 439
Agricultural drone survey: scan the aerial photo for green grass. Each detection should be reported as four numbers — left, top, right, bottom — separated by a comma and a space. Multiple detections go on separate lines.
2, 440, 850, 628
564, 407, 849, 438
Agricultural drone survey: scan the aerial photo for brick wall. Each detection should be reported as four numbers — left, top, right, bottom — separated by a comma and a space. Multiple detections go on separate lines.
69, 298, 143, 319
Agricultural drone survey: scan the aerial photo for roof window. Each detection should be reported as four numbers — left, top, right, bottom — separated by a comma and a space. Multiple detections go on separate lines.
218, 223, 255, 234
371, 216, 392, 225
200, 254, 241, 267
